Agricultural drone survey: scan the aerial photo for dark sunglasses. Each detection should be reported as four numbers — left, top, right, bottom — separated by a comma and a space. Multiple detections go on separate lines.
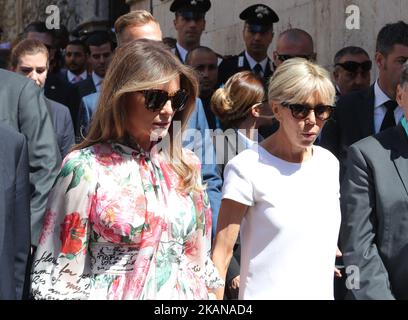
277, 53, 314, 62
281, 101, 334, 121
19, 66, 47, 75
335, 60, 372, 72
140, 89, 188, 112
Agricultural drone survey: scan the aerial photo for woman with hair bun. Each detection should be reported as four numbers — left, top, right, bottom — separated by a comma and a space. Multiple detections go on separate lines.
211, 71, 274, 170
211, 71, 274, 299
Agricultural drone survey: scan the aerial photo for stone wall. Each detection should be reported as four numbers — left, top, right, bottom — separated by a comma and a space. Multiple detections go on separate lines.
128, 0, 408, 78
0, 0, 109, 44
2, 0, 407, 77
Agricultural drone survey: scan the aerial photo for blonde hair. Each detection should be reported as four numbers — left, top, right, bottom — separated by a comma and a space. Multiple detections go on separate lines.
75, 39, 201, 194
268, 58, 335, 106
114, 10, 159, 45
211, 71, 265, 129
10, 38, 49, 69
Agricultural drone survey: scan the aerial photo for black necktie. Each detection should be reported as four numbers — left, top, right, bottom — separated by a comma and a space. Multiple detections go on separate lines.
380, 100, 398, 131
253, 63, 263, 77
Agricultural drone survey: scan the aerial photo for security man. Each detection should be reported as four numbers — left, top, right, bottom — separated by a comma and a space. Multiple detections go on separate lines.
170, 0, 211, 63
218, 4, 279, 87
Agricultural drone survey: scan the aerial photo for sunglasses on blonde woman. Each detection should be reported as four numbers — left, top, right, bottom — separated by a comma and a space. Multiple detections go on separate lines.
139, 89, 188, 112
281, 101, 334, 121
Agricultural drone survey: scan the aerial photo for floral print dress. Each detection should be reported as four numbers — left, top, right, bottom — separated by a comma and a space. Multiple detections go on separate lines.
30, 142, 222, 300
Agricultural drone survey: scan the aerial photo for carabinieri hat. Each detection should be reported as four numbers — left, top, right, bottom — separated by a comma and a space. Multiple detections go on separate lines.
170, 0, 211, 19
240, 4, 279, 33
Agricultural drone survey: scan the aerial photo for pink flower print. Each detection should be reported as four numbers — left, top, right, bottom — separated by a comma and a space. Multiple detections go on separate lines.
39, 209, 57, 245
184, 236, 199, 257
99, 227, 123, 243
140, 215, 167, 249
94, 147, 123, 167
60, 212, 87, 256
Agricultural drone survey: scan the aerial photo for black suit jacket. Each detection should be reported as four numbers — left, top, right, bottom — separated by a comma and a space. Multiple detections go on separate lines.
218, 51, 274, 87
44, 73, 81, 132
320, 85, 375, 179
340, 123, 408, 299
0, 122, 31, 299
75, 76, 97, 99
58, 70, 90, 85
0, 69, 61, 245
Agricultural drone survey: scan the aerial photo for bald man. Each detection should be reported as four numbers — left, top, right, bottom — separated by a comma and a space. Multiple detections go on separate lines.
186, 46, 221, 130
273, 28, 316, 67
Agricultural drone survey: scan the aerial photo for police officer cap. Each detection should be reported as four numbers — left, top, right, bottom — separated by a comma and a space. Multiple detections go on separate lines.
170, 0, 211, 19
240, 4, 279, 33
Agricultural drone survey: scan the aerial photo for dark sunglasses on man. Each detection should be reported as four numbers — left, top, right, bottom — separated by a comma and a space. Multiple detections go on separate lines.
334, 60, 372, 73
276, 53, 315, 62
281, 101, 334, 121
139, 89, 189, 112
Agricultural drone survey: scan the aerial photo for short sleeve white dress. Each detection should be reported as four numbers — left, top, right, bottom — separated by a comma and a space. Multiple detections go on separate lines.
222, 144, 341, 300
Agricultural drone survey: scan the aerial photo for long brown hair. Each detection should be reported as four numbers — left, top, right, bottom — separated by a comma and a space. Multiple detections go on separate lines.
76, 39, 201, 194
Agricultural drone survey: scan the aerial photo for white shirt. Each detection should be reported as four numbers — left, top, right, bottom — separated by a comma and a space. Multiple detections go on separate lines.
245, 51, 268, 77
374, 80, 403, 133
92, 72, 104, 92
67, 70, 88, 83
222, 145, 341, 300
176, 42, 188, 63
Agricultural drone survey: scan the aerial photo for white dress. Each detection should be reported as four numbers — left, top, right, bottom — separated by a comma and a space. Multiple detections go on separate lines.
222, 144, 341, 300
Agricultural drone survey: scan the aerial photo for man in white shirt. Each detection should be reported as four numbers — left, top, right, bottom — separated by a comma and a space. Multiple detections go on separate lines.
170, 0, 211, 63
332, 46, 372, 97
76, 31, 114, 98
218, 4, 279, 87
63, 40, 89, 84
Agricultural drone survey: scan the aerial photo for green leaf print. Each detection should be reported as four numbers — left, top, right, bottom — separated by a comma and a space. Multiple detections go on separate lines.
64, 253, 76, 260
131, 224, 146, 236
185, 214, 196, 235
66, 166, 85, 193
156, 260, 172, 291
60, 158, 82, 177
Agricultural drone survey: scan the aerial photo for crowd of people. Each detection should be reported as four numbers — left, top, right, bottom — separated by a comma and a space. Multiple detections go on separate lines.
1, 0, 408, 300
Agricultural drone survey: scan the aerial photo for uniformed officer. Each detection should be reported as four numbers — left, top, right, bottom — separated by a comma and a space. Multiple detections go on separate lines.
218, 4, 279, 87
170, 0, 211, 63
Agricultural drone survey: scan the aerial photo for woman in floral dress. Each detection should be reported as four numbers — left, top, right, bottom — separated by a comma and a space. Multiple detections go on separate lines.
30, 39, 222, 299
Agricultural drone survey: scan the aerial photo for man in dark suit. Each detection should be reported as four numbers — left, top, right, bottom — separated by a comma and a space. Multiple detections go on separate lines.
0, 69, 61, 247
23, 21, 81, 132
10, 38, 75, 159
218, 4, 279, 87
340, 61, 408, 299
332, 46, 372, 97
170, 0, 211, 63
76, 31, 114, 99
0, 122, 31, 300
320, 21, 408, 179
60, 39, 89, 84
186, 46, 221, 130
